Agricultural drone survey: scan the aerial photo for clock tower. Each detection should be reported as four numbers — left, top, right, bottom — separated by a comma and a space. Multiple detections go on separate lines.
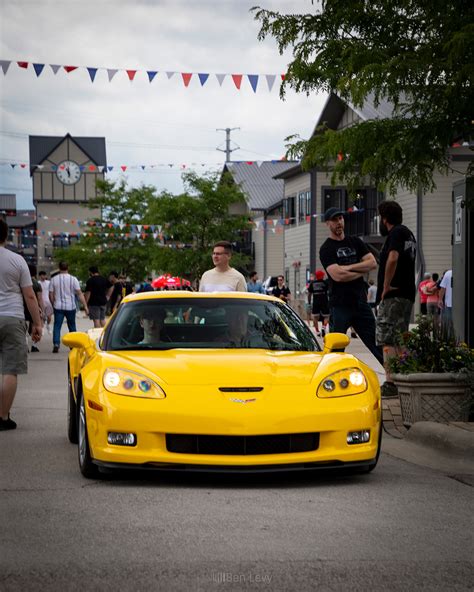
29, 134, 107, 273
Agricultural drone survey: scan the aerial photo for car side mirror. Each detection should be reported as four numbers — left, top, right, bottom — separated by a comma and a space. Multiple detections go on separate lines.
62, 332, 96, 354
322, 332, 350, 354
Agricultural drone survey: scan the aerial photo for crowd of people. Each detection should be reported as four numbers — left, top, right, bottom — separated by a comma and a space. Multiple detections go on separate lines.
0, 207, 457, 430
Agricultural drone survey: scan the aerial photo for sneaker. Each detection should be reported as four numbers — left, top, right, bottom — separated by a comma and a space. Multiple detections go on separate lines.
381, 381, 399, 398
0, 416, 17, 431
31, 345, 40, 352
52, 345, 59, 353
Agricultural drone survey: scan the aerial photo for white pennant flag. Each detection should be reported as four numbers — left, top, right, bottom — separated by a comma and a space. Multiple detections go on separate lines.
107, 69, 118, 82
50, 64, 61, 75
265, 74, 276, 92
216, 74, 226, 86
98, 166, 104, 172
256, 160, 263, 167
166, 71, 175, 79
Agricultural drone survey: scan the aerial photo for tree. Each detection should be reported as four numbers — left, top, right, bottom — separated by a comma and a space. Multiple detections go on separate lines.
55, 172, 251, 283
55, 179, 159, 282
148, 171, 252, 280
253, 0, 474, 193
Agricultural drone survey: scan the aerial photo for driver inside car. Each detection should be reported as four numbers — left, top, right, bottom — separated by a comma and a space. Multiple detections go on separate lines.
139, 308, 167, 344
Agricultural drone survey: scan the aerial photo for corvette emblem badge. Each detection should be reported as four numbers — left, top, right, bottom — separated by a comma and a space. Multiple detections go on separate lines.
229, 398, 257, 404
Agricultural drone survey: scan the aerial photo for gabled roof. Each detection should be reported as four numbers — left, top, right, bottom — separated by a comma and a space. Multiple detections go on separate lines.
224, 161, 298, 211
313, 92, 396, 134
29, 133, 107, 175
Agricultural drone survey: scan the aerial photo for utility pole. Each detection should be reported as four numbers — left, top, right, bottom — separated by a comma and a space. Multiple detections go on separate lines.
216, 127, 240, 162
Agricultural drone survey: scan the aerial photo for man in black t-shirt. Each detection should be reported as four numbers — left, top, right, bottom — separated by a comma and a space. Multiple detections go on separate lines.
376, 200, 416, 398
272, 275, 291, 303
319, 207, 383, 365
84, 266, 111, 328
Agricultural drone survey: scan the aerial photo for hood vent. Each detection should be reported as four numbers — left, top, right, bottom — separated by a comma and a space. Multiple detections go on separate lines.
219, 387, 263, 393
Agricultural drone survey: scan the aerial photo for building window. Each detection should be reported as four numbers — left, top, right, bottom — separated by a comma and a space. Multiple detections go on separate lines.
283, 196, 296, 226
52, 235, 79, 249
298, 192, 305, 222
305, 191, 311, 218
322, 187, 346, 213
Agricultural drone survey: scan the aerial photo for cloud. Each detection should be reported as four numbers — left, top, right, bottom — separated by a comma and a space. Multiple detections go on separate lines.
0, 0, 325, 209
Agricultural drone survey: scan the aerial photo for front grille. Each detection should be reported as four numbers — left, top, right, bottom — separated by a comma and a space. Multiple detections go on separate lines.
166, 433, 319, 455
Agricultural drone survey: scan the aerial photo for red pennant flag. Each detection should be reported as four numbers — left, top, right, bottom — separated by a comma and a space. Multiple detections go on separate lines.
181, 73, 192, 87
89, 165, 96, 171
20, 164, 26, 168
281, 74, 286, 81
17, 61, 29, 69
126, 70, 137, 81
232, 74, 242, 89
246, 161, 254, 165
121, 165, 127, 171
64, 66, 78, 73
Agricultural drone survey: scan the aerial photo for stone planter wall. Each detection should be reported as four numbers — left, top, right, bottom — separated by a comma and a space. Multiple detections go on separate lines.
392, 373, 471, 428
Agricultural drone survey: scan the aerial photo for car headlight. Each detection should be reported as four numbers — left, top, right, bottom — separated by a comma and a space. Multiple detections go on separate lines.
103, 368, 166, 399
317, 368, 367, 398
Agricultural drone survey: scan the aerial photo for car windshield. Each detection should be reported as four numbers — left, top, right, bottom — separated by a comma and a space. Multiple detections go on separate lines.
104, 298, 319, 352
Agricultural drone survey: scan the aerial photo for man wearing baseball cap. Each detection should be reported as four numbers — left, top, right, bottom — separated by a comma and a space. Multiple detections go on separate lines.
319, 207, 383, 366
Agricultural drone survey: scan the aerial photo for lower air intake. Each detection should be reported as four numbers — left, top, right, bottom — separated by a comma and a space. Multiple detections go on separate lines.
166, 433, 319, 455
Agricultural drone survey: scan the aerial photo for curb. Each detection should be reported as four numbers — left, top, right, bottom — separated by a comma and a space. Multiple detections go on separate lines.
405, 421, 474, 457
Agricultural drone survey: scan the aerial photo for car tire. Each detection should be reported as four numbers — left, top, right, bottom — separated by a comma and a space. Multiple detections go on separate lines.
77, 389, 100, 479
67, 368, 78, 444
360, 418, 383, 474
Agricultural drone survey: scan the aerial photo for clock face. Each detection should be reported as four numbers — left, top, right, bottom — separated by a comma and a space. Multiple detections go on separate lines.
56, 160, 81, 185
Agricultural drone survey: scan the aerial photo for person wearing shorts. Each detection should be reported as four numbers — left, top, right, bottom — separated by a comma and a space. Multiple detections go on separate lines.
376, 201, 417, 398
308, 270, 330, 336
0, 219, 42, 430
84, 266, 110, 328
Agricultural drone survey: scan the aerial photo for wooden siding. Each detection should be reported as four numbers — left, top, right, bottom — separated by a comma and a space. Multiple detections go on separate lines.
252, 222, 264, 278
284, 224, 310, 296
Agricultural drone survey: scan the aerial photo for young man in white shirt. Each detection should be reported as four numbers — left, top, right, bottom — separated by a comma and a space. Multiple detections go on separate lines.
49, 261, 89, 353
199, 241, 247, 293
438, 269, 453, 329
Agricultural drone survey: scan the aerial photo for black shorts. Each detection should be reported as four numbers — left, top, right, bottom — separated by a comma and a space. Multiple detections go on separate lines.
312, 300, 329, 317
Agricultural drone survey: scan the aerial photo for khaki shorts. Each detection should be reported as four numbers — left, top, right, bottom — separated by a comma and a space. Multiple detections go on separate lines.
0, 317, 28, 375
376, 297, 413, 346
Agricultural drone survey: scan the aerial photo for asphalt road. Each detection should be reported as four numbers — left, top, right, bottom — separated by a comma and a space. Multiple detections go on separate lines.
1, 324, 473, 591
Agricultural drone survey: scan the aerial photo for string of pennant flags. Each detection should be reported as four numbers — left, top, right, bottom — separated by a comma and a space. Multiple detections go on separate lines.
1, 159, 290, 171
0, 60, 286, 92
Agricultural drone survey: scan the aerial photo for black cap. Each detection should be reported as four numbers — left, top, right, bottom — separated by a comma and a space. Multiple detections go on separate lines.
324, 207, 345, 222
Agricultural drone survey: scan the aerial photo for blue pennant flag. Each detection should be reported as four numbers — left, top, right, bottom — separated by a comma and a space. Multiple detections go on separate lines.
79, 165, 85, 171
198, 73, 209, 86
107, 166, 114, 172
247, 74, 259, 93
33, 63, 45, 77
87, 67, 98, 82
147, 71, 158, 82
141, 165, 146, 170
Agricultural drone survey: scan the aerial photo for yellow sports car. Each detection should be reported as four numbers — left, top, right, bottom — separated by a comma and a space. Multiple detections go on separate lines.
63, 292, 381, 478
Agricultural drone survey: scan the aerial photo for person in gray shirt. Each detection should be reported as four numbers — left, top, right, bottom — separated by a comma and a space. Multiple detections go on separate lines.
0, 219, 42, 430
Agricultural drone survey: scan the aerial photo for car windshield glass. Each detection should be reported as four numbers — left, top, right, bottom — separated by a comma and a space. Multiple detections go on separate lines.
105, 298, 319, 352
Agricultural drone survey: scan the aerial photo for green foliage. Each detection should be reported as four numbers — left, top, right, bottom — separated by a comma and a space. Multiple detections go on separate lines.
55, 172, 251, 283
388, 315, 474, 375
253, 1, 474, 193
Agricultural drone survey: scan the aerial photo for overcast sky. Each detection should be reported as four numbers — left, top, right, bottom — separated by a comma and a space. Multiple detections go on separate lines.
0, 0, 326, 210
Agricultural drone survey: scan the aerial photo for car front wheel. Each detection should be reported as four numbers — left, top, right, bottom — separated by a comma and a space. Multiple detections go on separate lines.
78, 390, 100, 479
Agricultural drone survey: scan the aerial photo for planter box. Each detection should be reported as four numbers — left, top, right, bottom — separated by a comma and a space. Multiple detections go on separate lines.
392, 373, 471, 428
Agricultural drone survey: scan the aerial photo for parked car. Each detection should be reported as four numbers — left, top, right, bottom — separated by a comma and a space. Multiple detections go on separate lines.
63, 291, 382, 478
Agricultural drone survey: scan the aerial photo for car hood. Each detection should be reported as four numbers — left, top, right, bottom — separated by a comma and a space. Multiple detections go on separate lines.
107, 349, 324, 386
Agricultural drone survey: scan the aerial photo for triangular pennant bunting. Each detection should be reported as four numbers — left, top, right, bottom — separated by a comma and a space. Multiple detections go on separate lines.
231, 74, 242, 89
17, 61, 28, 69
181, 72, 192, 87
50, 64, 61, 74
147, 70, 158, 82
0, 60, 11, 74
107, 69, 118, 82
87, 67, 98, 82
166, 71, 175, 79
126, 70, 137, 81
33, 63, 44, 77
198, 73, 209, 86
64, 65, 78, 73
216, 74, 226, 86
247, 74, 258, 93
265, 74, 276, 92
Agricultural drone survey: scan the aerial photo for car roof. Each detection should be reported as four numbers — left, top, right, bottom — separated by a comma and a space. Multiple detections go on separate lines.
121, 292, 280, 305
